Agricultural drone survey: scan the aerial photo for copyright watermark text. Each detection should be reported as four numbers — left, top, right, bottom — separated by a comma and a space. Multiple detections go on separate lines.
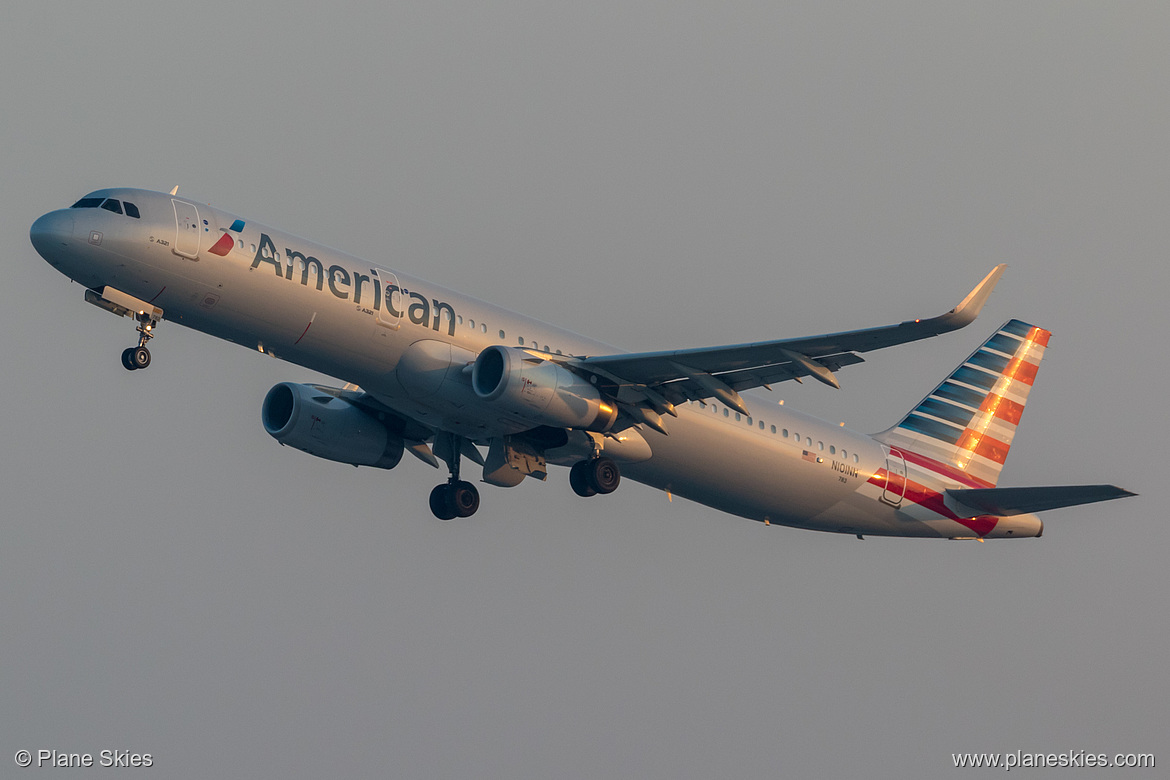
15, 749, 153, 768
953, 749, 1154, 770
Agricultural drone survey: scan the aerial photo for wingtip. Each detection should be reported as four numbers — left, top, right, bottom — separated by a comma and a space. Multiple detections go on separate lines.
944, 264, 1006, 328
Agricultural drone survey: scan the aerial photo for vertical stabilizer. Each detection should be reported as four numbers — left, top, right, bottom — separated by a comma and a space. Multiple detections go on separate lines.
875, 319, 1051, 487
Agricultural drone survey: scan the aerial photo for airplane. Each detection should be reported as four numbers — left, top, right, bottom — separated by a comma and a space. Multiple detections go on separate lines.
29, 187, 1134, 536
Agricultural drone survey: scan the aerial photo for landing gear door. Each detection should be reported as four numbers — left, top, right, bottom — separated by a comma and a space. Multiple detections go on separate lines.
172, 199, 200, 259
882, 446, 907, 506
373, 268, 402, 331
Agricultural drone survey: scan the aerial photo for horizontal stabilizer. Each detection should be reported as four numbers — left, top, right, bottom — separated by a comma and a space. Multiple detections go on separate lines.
945, 485, 1136, 517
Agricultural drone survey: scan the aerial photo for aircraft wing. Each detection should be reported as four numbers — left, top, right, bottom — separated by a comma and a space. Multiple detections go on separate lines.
566, 265, 1005, 425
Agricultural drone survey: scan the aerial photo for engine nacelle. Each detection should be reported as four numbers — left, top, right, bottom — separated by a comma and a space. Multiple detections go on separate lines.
262, 382, 403, 469
471, 346, 617, 432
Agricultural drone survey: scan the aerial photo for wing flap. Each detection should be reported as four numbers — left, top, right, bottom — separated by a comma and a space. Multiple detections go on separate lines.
715, 352, 866, 392
945, 485, 1136, 517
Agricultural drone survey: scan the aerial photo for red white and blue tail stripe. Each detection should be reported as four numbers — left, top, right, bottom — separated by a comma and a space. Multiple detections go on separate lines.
876, 319, 1050, 488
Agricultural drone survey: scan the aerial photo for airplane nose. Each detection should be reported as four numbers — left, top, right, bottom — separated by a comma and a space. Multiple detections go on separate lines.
29, 210, 74, 260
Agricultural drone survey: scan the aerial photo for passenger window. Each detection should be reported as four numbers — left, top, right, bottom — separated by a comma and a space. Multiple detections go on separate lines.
759, 421, 764, 430
100, 199, 123, 215
793, 432, 799, 441
770, 425, 776, 433
746, 416, 752, 425
806, 437, 813, 446
723, 409, 729, 417
818, 441, 824, 451
517, 336, 524, 345
70, 197, 103, 209
829, 445, 836, 455
853, 454, 860, 463
841, 450, 848, 459
782, 429, 789, 437
735, 413, 741, 421
123, 202, 141, 218
499, 330, 506, 339
481, 324, 487, 333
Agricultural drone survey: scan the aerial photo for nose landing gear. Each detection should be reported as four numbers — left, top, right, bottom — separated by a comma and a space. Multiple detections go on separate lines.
83, 287, 163, 372
121, 312, 158, 371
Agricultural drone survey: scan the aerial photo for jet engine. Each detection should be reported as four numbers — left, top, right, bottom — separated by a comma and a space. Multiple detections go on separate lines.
471, 345, 617, 432
262, 382, 404, 469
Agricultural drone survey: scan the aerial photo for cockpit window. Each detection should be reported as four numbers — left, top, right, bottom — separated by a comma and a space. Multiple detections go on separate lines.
70, 197, 141, 218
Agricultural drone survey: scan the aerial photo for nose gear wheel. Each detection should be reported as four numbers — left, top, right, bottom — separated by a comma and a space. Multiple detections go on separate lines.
121, 346, 151, 370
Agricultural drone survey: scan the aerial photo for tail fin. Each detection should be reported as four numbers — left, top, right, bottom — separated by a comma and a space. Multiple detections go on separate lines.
875, 319, 1051, 487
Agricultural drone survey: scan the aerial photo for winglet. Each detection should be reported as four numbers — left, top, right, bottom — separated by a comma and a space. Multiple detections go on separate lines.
938, 264, 1006, 330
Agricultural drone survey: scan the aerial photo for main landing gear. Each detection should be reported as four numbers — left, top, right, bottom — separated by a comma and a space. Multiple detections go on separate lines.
569, 456, 621, 497
121, 312, 158, 371
429, 432, 481, 520
429, 480, 480, 521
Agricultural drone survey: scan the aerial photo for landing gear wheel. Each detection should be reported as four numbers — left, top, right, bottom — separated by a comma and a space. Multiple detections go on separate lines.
429, 481, 480, 520
429, 434, 483, 519
451, 481, 480, 518
121, 348, 138, 371
429, 484, 457, 520
587, 456, 621, 494
131, 346, 151, 370
571, 457, 621, 496
569, 461, 598, 497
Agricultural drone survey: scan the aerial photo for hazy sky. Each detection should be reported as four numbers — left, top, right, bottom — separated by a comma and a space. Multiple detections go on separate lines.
2, 2, 1165, 778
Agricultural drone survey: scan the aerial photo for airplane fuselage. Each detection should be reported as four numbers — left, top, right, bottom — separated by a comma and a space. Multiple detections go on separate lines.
30, 188, 1046, 538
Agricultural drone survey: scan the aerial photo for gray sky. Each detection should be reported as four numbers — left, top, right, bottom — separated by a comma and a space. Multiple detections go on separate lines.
2, 2, 1165, 778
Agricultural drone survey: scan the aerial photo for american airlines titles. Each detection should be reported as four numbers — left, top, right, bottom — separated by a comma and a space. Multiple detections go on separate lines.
251, 233, 457, 337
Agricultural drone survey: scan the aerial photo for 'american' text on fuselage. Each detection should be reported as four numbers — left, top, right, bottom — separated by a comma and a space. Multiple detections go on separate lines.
250, 233, 457, 336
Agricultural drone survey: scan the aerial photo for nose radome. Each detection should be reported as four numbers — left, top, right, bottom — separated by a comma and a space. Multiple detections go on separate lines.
30, 211, 75, 259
